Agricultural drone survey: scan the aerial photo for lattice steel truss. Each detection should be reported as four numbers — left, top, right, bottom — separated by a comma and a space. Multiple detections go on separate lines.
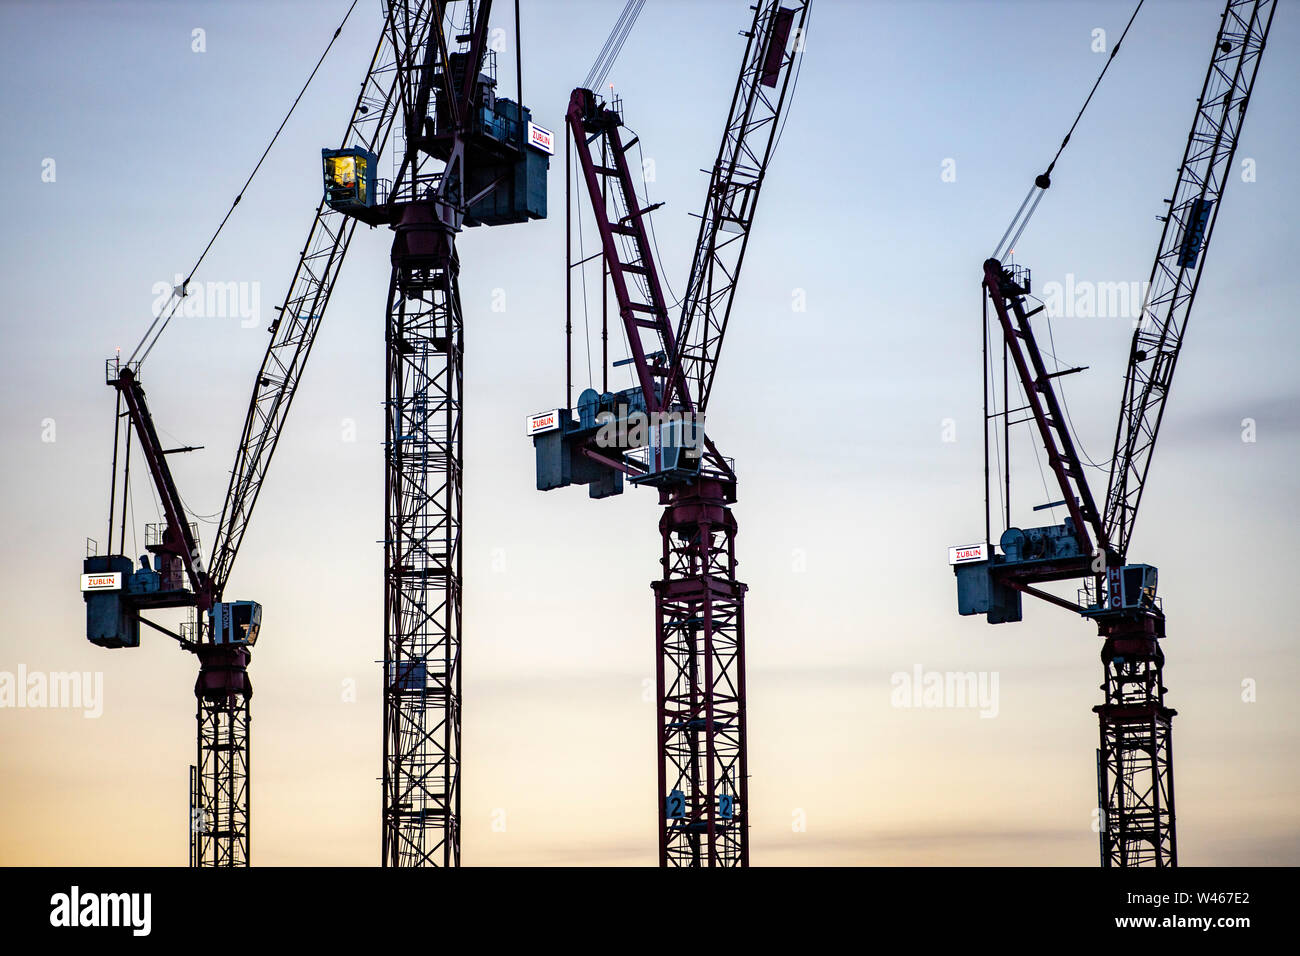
191, 646, 252, 868
382, 236, 464, 867
210, 6, 413, 592
671, 0, 809, 414
1094, 616, 1176, 867
655, 476, 748, 867
1104, 0, 1276, 561
378, 0, 495, 867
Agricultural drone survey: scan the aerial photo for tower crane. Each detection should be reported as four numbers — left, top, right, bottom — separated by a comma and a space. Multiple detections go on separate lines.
84, 4, 412, 866
83, 0, 547, 867
527, 0, 809, 867
323, 0, 549, 867
949, 0, 1276, 867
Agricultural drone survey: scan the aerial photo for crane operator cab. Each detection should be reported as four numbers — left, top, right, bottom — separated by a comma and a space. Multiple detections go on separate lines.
210, 601, 262, 646
322, 146, 378, 213
321, 52, 549, 228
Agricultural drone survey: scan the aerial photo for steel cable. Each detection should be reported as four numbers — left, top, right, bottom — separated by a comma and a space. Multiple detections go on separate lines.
129, 0, 362, 366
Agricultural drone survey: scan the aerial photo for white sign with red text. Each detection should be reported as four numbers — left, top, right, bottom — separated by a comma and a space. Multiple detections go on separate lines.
527, 122, 555, 155
81, 572, 123, 592
527, 409, 561, 436
948, 543, 989, 565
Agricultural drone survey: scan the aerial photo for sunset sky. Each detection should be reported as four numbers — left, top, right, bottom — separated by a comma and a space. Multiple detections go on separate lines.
1, 0, 1297, 866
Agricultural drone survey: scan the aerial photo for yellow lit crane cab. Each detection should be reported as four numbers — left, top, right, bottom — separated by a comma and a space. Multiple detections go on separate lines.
322, 147, 377, 212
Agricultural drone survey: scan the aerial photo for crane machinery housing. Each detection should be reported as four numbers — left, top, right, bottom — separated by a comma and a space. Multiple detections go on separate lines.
83, 0, 547, 868
949, 0, 1276, 867
528, 0, 809, 867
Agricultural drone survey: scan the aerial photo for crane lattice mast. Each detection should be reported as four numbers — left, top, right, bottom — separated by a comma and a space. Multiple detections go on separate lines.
315, 0, 548, 866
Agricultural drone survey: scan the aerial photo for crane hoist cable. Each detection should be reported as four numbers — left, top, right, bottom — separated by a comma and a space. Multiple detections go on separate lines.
1010, 362, 1059, 519
986, 293, 1007, 525
573, 152, 596, 389
583, 0, 647, 92
128, 0, 362, 367
629, 133, 683, 310
992, 0, 1145, 260
1045, 311, 1114, 472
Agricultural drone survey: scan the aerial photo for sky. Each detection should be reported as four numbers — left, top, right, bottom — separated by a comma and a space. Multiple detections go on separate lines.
1, 0, 1298, 866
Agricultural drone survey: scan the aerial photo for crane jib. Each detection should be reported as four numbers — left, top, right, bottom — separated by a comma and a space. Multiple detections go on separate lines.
209, 6, 416, 593
1103, 0, 1276, 560
672, 0, 809, 415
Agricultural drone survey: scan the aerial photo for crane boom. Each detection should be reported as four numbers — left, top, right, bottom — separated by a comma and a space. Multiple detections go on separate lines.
565, 87, 693, 417
1103, 0, 1276, 562
111, 364, 211, 604
982, 259, 1110, 565
561, 3, 806, 457
669, 0, 808, 414
208, 9, 416, 594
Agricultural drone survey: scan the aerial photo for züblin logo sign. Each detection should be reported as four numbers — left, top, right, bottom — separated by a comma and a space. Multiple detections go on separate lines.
49, 886, 151, 936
